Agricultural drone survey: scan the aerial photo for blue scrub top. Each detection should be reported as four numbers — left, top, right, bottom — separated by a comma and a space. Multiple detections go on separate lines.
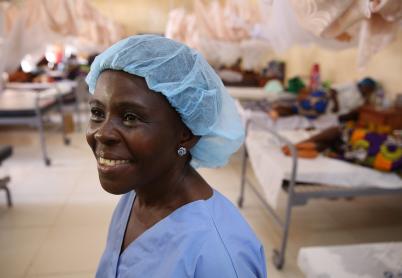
96, 189, 267, 278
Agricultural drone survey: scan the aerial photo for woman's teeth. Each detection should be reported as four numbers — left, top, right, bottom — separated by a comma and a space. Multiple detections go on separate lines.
99, 157, 130, 166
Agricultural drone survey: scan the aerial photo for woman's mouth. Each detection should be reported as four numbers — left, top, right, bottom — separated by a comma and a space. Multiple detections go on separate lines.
97, 157, 133, 173
98, 157, 131, 166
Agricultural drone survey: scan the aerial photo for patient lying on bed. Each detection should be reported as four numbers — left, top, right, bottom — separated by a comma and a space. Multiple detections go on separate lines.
282, 125, 402, 175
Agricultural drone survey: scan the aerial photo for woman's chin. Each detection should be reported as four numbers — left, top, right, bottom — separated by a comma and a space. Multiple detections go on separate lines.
99, 180, 134, 195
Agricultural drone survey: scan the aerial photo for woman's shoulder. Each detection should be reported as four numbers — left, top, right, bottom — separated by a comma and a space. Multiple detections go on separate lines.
207, 190, 261, 242
168, 189, 263, 253
195, 190, 267, 277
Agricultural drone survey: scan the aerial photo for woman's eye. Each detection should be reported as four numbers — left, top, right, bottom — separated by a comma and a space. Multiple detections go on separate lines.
90, 107, 105, 122
123, 113, 138, 125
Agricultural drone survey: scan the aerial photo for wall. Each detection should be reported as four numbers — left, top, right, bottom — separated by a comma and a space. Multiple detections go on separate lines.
276, 30, 402, 100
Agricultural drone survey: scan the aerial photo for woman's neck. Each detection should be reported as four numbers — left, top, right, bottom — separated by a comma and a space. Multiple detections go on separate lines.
134, 163, 211, 210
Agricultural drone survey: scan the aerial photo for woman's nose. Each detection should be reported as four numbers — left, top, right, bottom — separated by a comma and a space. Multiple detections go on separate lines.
94, 119, 120, 145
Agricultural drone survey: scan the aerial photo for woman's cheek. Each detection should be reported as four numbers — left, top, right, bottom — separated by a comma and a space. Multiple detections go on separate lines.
86, 126, 98, 152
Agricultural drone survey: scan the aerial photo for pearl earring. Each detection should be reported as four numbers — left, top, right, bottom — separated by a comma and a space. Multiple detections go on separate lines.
177, 147, 187, 157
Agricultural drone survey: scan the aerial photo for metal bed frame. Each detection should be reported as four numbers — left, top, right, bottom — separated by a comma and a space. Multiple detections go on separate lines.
0, 84, 77, 166
237, 119, 402, 270
0, 145, 12, 207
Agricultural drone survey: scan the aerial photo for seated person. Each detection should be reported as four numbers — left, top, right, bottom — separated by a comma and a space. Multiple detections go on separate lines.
333, 77, 378, 122
270, 77, 378, 122
64, 54, 81, 80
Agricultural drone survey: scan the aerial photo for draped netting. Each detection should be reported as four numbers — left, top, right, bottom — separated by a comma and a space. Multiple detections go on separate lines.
166, 0, 402, 68
0, 0, 125, 73
165, 0, 273, 71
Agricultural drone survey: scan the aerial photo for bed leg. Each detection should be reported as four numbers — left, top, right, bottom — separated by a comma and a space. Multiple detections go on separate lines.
238, 146, 248, 208
273, 140, 298, 270
56, 89, 71, 146
238, 121, 251, 208
273, 196, 294, 270
0, 176, 12, 207
35, 103, 51, 166
38, 118, 51, 166
73, 86, 82, 132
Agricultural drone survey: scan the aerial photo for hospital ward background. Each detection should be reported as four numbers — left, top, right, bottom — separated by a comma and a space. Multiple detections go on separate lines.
1, 0, 402, 277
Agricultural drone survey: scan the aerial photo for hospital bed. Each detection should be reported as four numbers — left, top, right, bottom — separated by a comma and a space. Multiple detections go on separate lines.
0, 82, 76, 165
0, 145, 12, 207
237, 116, 402, 270
227, 86, 297, 101
5, 80, 82, 130
229, 86, 340, 132
227, 86, 275, 100
297, 242, 402, 277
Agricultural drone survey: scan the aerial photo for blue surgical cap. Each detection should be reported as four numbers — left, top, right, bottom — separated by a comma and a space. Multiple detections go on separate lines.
86, 35, 244, 168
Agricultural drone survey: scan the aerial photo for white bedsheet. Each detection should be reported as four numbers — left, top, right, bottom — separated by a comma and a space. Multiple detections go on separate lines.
5, 80, 77, 92
246, 128, 402, 209
236, 100, 340, 131
298, 242, 402, 278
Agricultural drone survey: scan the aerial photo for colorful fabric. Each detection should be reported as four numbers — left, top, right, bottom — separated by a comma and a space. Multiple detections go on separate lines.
294, 90, 329, 119
337, 128, 402, 173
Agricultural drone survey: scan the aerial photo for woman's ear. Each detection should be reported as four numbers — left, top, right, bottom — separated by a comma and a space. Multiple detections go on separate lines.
179, 126, 200, 150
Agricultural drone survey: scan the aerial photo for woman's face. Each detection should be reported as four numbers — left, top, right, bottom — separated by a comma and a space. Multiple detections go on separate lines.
86, 70, 185, 194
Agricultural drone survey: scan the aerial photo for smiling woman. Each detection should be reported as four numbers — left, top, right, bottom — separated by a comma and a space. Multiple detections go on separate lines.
87, 71, 191, 195
85, 35, 267, 278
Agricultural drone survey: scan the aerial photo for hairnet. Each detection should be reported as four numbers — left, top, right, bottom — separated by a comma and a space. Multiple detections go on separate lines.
86, 35, 244, 168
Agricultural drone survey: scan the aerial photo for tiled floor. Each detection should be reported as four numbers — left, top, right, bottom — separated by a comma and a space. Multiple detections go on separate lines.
1, 123, 402, 278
